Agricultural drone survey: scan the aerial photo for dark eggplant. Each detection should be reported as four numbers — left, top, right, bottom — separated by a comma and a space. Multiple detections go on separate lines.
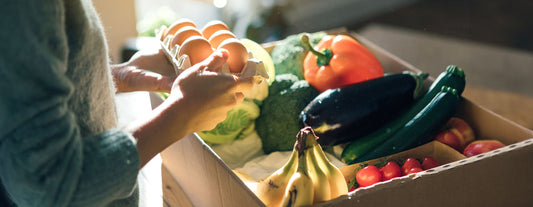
299, 71, 428, 146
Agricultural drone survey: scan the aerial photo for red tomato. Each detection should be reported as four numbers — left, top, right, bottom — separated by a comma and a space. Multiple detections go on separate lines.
356, 165, 382, 187
406, 167, 423, 175
421, 157, 440, 170
401, 158, 422, 175
379, 161, 402, 181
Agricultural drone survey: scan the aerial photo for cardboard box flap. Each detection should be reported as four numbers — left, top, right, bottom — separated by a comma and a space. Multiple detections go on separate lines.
161, 134, 264, 207
321, 138, 533, 207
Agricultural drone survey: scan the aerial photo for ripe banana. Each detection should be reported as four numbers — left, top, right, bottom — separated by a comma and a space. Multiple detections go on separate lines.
312, 140, 349, 199
253, 127, 347, 206
280, 129, 315, 207
304, 132, 332, 203
255, 146, 298, 206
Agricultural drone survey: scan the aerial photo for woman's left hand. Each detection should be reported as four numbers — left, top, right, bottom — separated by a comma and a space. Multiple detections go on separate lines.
112, 48, 176, 93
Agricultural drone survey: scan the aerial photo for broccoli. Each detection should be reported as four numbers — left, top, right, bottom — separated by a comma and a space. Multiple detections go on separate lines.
270, 31, 327, 80
255, 74, 320, 154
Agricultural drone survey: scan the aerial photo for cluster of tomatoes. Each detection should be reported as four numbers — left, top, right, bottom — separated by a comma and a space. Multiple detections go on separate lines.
349, 156, 440, 191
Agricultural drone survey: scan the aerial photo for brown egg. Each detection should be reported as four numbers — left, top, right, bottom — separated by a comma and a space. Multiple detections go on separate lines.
169, 26, 202, 50
158, 27, 168, 41
201, 20, 230, 40
163, 18, 197, 39
217, 38, 249, 73
208, 30, 236, 49
178, 36, 214, 66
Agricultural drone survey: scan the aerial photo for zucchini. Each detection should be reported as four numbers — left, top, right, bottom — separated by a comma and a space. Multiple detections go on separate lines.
300, 71, 428, 146
341, 65, 466, 164
350, 87, 461, 163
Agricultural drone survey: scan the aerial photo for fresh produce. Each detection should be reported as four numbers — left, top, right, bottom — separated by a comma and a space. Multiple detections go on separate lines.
300, 34, 384, 92
170, 26, 202, 50
218, 38, 249, 73
421, 156, 439, 170
197, 99, 260, 144
161, 18, 197, 41
379, 161, 401, 181
401, 158, 422, 175
355, 165, 382, 187
177, 36, 214, 65
349, 156, 439, 190
208, 30, 236, 48
255, 74, 319, 154
300, 71, 428, 146
201, 20, 230, 39
463, 140, 506, 157
254, 127, 348, 206
341, 65, 466, 164
270, 31, 327, 80
434, 117, 475, 151
406, 167, 423, 175
350, 86, 462, 163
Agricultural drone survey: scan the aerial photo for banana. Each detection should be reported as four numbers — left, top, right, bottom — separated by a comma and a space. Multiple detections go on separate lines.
233, 170, 259, 193
255, 145, 298, 206
280, 129, 315, 207
279, 171, 314, 207
304, 131, 332, 203
312, 136, 348, 199
254, 127, 347, 206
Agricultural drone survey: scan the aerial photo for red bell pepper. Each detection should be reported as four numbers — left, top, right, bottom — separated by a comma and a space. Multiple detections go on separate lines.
301, 34, 384, 92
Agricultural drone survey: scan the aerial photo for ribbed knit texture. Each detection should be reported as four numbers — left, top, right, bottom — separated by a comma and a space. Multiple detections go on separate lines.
0, 0, 140, 206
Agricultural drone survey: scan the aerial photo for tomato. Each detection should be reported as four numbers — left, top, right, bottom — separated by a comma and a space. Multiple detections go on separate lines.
379, 161, 402, 181
401, 158, 422, 175
356, 165, 382, 187
421, 156, 440, 170
406, 167, 423, 175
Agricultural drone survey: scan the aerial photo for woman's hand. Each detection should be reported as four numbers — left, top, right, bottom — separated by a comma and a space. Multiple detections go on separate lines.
126, 49, 254, 168
111, 48, 176, 93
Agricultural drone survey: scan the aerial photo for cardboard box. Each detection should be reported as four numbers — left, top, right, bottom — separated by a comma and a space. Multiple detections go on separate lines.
160, 31, 533, 206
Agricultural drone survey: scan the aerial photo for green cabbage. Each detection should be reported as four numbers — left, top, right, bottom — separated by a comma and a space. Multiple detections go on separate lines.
197, 99, 260, 144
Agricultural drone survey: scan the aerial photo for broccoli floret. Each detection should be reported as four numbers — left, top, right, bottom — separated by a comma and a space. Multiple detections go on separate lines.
270, 31, 327, 80
255, 74, 320, 154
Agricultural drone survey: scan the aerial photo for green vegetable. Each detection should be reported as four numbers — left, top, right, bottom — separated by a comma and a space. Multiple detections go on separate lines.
341, 65, 466, 164
255, 74, 319, 153
243, 78, 269, 105
270, 31, 327, 79
352, 86, 462, 163
197, 99, 260, 144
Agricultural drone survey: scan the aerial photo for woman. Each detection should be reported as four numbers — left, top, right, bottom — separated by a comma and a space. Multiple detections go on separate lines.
0, 0, 253, 206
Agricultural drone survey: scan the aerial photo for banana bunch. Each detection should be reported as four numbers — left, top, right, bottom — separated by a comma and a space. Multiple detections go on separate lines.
254, 127, 348, 206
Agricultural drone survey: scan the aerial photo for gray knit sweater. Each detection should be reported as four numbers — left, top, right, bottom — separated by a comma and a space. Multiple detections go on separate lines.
0, 0, 140, 206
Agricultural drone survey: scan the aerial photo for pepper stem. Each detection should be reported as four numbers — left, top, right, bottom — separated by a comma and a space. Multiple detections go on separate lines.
301, 33, 332, 66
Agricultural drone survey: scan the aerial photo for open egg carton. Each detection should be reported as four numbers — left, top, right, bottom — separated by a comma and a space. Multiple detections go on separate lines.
155, 24, 269, 81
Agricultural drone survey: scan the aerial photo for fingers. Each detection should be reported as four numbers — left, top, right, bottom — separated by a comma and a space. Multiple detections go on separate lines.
116, 67, 174, 93
198, 48, 229, 72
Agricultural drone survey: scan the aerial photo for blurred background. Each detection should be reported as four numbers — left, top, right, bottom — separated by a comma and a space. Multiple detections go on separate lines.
93, 0, 533, 128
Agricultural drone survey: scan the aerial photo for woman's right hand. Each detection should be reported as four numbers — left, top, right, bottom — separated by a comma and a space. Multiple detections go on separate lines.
168, 49, 254, 134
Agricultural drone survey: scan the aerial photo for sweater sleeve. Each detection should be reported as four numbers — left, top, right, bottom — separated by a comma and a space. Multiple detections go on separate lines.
0, 1, 139, 207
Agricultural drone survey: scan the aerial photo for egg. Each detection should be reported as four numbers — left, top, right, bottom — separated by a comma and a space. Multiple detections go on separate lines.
158, 27, 168, 41
201, 20, 230, 40
217, 38, 249, 73
208, 30, 236, 49
178, 36, 214, 66
163, 18, 197, 40
169, 26, 202, 50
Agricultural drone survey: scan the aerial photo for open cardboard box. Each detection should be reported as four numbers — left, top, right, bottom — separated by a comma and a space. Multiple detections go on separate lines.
160, 30, 533, 206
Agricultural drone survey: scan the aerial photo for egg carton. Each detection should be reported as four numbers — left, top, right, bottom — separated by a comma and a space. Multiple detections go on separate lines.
155, 25, 269, 81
